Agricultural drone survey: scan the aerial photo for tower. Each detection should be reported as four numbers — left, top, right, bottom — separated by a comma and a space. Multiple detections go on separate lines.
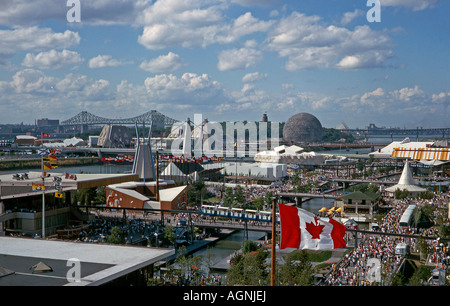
132, 122, 156, 181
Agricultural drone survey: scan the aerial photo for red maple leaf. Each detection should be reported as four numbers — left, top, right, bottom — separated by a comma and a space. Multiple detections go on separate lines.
305, 217, 325, 239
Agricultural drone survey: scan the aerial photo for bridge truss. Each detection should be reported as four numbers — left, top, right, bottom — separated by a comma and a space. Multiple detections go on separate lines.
61, 110, 179, 127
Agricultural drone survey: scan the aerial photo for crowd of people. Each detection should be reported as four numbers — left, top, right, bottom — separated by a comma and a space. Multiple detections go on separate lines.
324, 192, 449, 286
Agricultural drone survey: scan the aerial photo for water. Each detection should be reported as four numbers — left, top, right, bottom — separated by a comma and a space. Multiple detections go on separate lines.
192, 230, 265, 269
301, 197, 335, 213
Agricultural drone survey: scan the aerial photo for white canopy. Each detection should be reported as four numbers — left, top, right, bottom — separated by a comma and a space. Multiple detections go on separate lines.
385, 160, 427, 193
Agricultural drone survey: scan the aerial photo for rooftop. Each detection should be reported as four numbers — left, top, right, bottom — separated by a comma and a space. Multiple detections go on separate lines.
0, 236, 174, 286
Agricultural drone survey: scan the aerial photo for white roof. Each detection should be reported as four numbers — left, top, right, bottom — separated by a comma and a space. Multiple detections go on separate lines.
159, 185, 187, 202
385, 160, 427, 193
369, 140, 434, 158
108, 186, 150, 202
0, 237, 173, 286
161, 162, 187, 177
15, 135, 37, 140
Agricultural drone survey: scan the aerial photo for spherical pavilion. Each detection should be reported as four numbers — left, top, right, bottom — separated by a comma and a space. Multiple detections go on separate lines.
283, 113, 323, 143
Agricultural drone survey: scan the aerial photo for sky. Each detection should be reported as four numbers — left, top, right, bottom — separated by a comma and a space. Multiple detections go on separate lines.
0, 0, 448, 129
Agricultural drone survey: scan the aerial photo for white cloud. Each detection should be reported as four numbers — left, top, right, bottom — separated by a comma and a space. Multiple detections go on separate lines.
231, 0, 281, 6
88, 55, 124, 68
8, 69, 57, 94
242, 72, 268, 83
217, 43, 263, 71
0, 0, 150, 26
137, 1, 272, 50
139, 52, 184, 73
265, 12, 394, 70
381, 0, 441, 11
340, 9, 364, 25
144, 72, 225, 104
22, 49, 83, 70
0, 69, 117, 122
0, 26, 80, 56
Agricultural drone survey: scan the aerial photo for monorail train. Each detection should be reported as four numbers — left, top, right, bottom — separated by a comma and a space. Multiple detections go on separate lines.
399, 204, 417, 228
200, 205, 280, 223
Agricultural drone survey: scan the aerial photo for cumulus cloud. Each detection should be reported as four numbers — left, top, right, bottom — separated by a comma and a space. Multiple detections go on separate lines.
0, 0, 150, 26
144, 72, 226, 103
88, 55, 125, 68
340, 9, 364, 25
0, 26, 80, 58
139, 52, 184, 73
381, 0, 441, 11
22, 49, 83, 70
217, 41, 263, 71
0, 69, 116, 122
265, 12, 394, 71
137, 1, 272, 49
242, 72, 268, 83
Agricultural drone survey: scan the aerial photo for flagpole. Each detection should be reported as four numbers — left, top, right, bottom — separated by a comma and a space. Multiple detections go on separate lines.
40, 133, 45, 239
271, 198, 276, 286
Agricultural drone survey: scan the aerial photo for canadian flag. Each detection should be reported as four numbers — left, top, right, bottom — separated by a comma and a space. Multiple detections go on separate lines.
278, 203, 347, 250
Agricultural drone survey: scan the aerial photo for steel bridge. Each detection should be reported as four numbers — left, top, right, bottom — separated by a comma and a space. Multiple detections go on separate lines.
344, 127, 449, 136
60, 110, 179, 127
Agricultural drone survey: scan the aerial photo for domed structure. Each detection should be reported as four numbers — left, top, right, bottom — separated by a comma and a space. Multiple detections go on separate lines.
283, 113, 323, 143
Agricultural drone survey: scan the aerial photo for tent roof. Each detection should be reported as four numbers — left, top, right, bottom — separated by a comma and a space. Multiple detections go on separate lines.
385, 160, 427, 193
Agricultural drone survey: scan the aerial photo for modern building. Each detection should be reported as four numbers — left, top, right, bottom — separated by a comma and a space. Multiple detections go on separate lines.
105, 180, 188, 212
0, 171, 139, 237
254, 145, 340, 165
369, 139, 435, 159
283, 112, 323, 144
14, 135, 38, 146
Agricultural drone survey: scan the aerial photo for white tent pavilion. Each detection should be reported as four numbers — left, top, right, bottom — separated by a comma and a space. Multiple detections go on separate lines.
385, 160, 427, 195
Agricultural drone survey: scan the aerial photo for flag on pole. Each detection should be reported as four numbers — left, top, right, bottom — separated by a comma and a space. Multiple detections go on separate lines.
278, 203, 346, 250
43, 156, 57, 162
43, 164, 52, 170
37, 148, 50, 156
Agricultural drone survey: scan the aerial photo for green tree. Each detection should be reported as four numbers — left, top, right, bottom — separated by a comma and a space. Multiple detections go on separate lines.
162, 225, 176, 247
226, 248, 268, 285
223, 187, 234, 207
242, 239, 258, 255
187, 180, 206, 206
107, 226, 125, 244
251, 197, 265, 211
278, 250, 314, 285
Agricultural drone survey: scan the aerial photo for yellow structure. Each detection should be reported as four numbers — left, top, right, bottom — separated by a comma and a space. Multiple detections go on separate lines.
392, 147, 449, 160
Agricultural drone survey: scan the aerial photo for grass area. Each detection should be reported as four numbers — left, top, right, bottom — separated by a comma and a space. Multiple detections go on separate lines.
306, 250, 333, 262
206, 196, 221, 203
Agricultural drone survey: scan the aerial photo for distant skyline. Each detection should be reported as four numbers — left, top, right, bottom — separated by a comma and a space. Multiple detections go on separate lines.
0, 0, 448, 128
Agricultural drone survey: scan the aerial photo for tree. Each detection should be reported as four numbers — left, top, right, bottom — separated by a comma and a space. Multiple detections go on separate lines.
226, 248, 268, 285
187, 180, 206, 206
278, 250, 314, 285
242, 239, 258, 255
107, 226, 124, 244
162, 225, 176, 247
251, 197, 265, 211
223, 187, 234, 207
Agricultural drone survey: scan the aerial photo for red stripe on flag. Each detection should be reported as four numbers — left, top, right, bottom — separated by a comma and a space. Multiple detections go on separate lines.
278, 203, 300, 249
329, 218, 347, 249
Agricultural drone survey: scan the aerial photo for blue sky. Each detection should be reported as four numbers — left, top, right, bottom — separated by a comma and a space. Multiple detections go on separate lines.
0, 0, 448, 128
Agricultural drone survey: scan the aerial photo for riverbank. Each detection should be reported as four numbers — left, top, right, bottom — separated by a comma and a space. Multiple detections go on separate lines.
0, 157, 100, 171
164, 229, 236, 264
